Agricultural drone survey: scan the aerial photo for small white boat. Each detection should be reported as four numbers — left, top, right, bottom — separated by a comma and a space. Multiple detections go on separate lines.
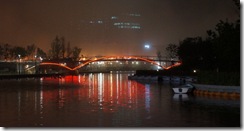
172, 84, 194, 94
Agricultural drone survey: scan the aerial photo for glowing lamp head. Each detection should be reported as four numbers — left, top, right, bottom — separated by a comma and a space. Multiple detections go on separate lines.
144, 44, 150, 49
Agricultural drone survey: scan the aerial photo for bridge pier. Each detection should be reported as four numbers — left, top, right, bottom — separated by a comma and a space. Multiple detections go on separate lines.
68, 70, 79, 75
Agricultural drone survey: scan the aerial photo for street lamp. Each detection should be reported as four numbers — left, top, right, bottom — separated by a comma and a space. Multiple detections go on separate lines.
144, 44, 150, 49
18, 54, 21, 75
143, 42, 163, 68
34, 55, 37, 74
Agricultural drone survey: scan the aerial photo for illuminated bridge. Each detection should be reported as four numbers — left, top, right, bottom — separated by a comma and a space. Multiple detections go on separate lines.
39, 56, 181, 72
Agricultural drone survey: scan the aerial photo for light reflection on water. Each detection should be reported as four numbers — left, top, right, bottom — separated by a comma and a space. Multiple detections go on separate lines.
0, 73, 240, 127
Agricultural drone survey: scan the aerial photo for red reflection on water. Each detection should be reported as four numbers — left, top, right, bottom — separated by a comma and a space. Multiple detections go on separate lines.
41, 74, 149, 112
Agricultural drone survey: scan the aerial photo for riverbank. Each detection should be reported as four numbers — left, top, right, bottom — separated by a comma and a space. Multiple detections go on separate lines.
192, 84, 240, 99
0, 73, 65, 80
131, 70, 240, 99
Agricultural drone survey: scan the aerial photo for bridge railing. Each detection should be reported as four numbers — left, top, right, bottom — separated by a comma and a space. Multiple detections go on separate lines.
79, 56, 179, 62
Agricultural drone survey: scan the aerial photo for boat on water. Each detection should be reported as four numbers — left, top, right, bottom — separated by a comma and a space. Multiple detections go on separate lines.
172, 84, 194, 94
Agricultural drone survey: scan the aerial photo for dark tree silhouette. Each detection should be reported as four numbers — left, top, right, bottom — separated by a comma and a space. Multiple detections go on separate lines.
26, 44, 36, 60
50, 36, 64, 59
72, 46, 82, 61
165, 43, 178, 59
207, 20, 240, 72
37, 48, 47, 59
12, 46, 27, 58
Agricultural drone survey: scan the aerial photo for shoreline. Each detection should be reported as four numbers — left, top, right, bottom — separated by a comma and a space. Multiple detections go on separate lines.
192, 83, 240, 99
0, 73, 65, 80
0, 73, 241, 99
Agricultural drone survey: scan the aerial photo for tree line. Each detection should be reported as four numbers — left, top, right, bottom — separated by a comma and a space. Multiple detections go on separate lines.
0, 43, 46, 60
0, 36, 82, 61
163, 19, 240, 73
162, 0, 240, 73
48, 36, 82, 60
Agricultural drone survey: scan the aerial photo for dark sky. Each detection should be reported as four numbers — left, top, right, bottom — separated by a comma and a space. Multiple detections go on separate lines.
0, 0, 239, 56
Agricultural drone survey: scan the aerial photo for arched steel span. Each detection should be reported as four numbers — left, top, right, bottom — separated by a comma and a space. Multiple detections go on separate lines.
40, 56, 182, 71
40, 62, 73, 71
73, 56, 165, 70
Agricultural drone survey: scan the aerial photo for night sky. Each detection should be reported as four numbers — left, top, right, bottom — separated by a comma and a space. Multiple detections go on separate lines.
0, 0, 239, 56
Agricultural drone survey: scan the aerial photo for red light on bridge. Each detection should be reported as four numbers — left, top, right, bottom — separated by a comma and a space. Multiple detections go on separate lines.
40, 56, 181, 71
164, 62, 182, 70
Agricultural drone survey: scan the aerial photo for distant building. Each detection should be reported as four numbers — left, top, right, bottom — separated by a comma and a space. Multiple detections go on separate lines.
74, 13, 144, 55
110, 13, 141, 30
86, 13, 142, 30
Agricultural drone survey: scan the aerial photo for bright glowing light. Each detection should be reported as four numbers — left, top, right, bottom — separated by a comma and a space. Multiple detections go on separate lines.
144, 44, 150, 49
193, 69, 197, 73
98, 61, 104, 64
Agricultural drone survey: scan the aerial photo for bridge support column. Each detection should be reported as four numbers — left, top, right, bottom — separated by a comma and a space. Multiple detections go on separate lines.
69, 70, 79, 75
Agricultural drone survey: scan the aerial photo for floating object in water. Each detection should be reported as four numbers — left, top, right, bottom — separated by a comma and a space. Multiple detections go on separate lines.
172, 84, 194, 94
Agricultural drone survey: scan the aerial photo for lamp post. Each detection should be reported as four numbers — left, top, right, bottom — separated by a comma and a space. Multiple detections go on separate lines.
18, 54, 21, 75
144, 43, 164, 69
34, 55, 37, 74
144, 44, 150, 49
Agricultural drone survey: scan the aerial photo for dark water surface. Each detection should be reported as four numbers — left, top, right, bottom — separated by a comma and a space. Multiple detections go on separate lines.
0, 73, 240, 127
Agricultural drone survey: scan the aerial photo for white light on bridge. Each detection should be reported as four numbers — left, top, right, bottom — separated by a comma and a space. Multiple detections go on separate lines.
60, 63, 66, 66
98, 62, 104, 65
157, 66, 161, 69
40, 57, 43, 61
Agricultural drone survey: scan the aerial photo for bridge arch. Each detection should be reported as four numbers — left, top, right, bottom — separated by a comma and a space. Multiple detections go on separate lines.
39, 56, 181, 71
39, 62, 73, 71
73, 56, 174, 70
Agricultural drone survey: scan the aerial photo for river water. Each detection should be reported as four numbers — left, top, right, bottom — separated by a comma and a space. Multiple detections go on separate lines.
0, 72, 240, 127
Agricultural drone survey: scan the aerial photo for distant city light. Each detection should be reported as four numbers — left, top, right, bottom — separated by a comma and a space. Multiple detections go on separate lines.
111, 16, 117, 19
40, 57, 43, 61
